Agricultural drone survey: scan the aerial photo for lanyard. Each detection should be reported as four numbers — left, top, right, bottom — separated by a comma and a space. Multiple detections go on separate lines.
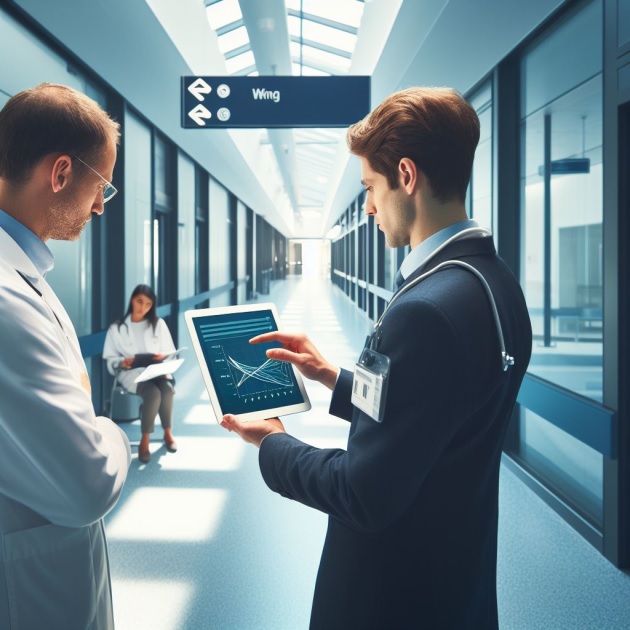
372, 228, 515, 372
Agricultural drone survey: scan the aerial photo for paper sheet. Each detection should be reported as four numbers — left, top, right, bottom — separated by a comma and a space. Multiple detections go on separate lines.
134, 358, 185, 383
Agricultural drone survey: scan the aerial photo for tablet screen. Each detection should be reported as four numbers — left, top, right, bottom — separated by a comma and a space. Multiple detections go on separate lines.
188, 307, 308, 417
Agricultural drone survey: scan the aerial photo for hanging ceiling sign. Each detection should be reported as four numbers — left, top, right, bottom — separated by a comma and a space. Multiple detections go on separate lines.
181, 76, 370, 129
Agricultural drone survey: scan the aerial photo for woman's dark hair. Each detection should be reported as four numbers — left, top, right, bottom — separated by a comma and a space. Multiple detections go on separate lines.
117, 284, 159, 332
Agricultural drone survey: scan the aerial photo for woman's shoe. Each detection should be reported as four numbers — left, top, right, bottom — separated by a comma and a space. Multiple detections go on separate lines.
165, 439, 178, 453
138, 447, 151, 463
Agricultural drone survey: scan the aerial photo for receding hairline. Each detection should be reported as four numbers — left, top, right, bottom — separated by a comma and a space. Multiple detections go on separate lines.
24, 82, 88, 110
29, 82, 121, 142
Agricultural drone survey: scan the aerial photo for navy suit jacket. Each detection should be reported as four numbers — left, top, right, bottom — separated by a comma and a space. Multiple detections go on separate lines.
259, 236, 532, 629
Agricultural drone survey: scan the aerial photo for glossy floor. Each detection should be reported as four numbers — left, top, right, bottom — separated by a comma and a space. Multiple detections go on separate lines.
105, 275, 630, 630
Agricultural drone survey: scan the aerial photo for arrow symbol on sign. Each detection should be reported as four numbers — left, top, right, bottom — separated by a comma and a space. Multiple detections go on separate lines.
188, 104, 212, 126
188, 78, 212, 101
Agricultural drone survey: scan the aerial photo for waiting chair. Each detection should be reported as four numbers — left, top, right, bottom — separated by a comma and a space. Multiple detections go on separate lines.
106, 366, 142, 423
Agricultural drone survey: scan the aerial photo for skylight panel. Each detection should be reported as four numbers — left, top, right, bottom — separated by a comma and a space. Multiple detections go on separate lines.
300, 19, 357, 53
292, 63, 329, 76
205, 0, 242, 30
287, 0, 364, 28
296, 128, 341, 145
217, 25, 249, 56
287, 15, 357, 52
290, 42, 350, 74
300, 45, 351, 73
225, 50, 255, 74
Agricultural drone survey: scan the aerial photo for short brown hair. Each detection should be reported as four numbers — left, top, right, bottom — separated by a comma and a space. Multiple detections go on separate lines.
0, 82, 120, 184
347, 87, 480, 202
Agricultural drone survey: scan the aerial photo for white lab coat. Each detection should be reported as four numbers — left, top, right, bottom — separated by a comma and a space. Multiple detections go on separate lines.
103, 316, 176, 393
0, 227, 131, 629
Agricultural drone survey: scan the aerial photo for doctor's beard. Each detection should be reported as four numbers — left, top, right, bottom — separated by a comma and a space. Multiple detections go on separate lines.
45, 194, 92, 242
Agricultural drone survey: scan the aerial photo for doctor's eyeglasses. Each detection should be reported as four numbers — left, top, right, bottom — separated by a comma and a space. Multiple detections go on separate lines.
72, 155, 118, 203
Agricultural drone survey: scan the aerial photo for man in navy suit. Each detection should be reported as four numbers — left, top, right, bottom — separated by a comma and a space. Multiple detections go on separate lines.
221, 87, 532, 629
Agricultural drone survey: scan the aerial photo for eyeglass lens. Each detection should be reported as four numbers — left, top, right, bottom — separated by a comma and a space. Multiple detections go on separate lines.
102, 184, 116, 201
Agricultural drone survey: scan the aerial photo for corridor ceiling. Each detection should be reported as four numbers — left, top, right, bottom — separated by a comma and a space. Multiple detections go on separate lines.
139, 0, 566, 237
148, 0, 404, 237
204, 0, 365, 231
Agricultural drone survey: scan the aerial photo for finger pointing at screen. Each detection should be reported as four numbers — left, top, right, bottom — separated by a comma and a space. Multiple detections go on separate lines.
250, 331, 339, 390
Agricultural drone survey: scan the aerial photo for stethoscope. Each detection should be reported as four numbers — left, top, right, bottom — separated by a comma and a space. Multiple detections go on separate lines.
371, 227, 515, 372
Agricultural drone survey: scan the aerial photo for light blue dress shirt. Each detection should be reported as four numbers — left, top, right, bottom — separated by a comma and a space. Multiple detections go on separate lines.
398, 219, 484, 283
0, 208, 54, 276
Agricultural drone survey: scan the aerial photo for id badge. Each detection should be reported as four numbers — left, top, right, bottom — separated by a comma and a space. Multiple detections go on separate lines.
351, 347, 390, 423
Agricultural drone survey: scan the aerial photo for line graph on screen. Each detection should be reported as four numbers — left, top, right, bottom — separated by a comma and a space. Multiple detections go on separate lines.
221, 348, 295, 399
227, 356, 293, 389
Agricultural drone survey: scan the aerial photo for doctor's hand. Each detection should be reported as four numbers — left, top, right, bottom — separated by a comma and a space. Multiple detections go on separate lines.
249, 331, 339, 390
121, 357, 134, 369
221, 414, 286, 448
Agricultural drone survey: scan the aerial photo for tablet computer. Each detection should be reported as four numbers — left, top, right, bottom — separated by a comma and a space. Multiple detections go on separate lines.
185, 303, 311, 422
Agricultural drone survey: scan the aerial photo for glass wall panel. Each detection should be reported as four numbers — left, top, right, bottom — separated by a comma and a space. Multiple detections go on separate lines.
383, 245, 396, 292
209, 177, 231, 306
195, 168, 209, 297
521, 1, 603, 402
0, 7, 86, 98
178, 153, 196, 300
514, 0, 604, 533
154, 133, 175, 210
522, 77, 603, 400
468, 83, 493, 232
350, 229, 356, 301
237, 200, 247, 304
357, 223, 366, 310
153, 134, 176, 305
620, 0, 630, 48
124, 110, 153, 296
518, 409, 603, 526
521, 0, 602, 116
344, 233, 350, 296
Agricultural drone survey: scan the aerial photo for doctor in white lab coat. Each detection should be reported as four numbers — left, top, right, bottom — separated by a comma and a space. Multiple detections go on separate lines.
103, 284, 178, 463
0, 83, 130, 629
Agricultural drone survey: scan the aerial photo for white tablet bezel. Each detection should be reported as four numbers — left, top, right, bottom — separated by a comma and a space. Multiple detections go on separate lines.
185, 302, 311, 423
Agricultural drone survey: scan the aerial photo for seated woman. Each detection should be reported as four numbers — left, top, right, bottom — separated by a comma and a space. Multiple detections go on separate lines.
103, 284, 177, 463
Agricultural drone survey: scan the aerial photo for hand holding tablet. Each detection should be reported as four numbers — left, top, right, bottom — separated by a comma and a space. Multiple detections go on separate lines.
220, 413, 286, 447
185, 303, 311, 422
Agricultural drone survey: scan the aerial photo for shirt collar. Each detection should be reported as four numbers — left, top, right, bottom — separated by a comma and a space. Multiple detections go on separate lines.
399, 219, 482, 281
0, 209, 54, 276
